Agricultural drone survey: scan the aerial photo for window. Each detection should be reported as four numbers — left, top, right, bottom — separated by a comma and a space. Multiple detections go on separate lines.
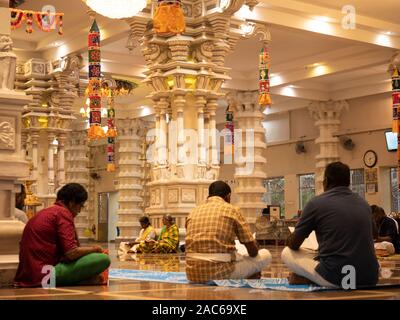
350, 169, 365, 199
390, 168, 400, 212
299, 174, 315, 210
262, 177, 285, 217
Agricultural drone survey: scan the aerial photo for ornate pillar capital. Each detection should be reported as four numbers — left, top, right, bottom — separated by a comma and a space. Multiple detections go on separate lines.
308, 100, 349, 122
388, 51, 400, 74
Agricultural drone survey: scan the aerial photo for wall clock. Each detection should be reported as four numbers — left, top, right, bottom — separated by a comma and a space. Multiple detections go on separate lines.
363, 150, 378, 168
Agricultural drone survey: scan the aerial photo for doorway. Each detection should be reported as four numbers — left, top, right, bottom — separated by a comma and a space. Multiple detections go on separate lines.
97, 191, 119, 242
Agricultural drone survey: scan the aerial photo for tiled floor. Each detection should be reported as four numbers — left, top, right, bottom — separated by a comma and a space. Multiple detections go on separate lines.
1, 244, 400, 300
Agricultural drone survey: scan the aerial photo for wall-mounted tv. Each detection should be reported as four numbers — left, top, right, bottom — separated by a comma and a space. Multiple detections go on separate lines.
385, 131, 398, 152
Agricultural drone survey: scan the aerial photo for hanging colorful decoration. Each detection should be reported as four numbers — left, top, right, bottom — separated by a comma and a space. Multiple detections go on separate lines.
10, 9, 64, 35
87, 19, 105, 140
224, 106, 234, 159
153, 0, 186, 35
259, 46, 272, 107
392, 67, 400, 133
106, 90, 117, 172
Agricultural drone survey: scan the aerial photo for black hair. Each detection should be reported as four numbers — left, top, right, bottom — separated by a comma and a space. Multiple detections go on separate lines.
139, 216, 151, 225
56, 183, 88, 205
209, 181, 231, 198
324, 161, 350, 188
370, 205, 380, 215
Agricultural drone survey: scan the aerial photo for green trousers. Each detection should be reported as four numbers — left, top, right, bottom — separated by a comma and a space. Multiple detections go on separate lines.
55, 253, 111, 287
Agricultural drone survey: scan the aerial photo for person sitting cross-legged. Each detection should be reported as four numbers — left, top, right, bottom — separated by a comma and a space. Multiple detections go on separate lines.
185, 181, 272, 283
371, 205, 400, 255
126, 216, 157, 253
14, 183, 110, 288
281, 162, 379, 288
137, 214, 179, 253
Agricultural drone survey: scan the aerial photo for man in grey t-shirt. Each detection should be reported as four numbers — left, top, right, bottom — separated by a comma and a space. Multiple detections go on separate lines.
281, 162, 379, 288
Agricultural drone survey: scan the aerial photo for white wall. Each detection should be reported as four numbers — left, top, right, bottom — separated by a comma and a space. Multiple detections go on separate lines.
217, 92, 397, 218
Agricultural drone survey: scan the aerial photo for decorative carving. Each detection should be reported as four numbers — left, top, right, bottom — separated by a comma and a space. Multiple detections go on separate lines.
193, 41, 214, 63
168, 189, 179, 203
0, 35, 17, 91
182, 188, 196, 203
0, 119, 15, 150
242, 22, 271, 45
218, 0, 245, 15
193, 2, 202, 17
61, 54, 84, 73
388, 51, 400, 74
245, 0, 259, 10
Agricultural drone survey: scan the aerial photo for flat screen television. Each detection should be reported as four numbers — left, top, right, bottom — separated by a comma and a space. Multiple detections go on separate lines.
385, 131, 398, 152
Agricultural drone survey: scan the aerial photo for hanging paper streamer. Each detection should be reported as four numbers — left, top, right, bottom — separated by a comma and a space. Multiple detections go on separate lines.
87, 20, 105, 140
259, 46, 272, 107
10, 9, 64, 35
224, 107, 234, 160
153, 0, 186, 35
106, 91, 117, 172
392, 67, 400, 133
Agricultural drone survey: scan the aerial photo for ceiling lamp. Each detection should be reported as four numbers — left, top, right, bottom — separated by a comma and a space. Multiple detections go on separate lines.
84, 0, 147, 19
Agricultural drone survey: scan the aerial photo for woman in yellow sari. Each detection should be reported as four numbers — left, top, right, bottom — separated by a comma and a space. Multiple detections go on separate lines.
137, 214, 179, 253
128, 216, 156, 253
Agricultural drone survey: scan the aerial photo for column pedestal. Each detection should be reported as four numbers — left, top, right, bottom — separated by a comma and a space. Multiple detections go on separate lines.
0, 91, 31, 286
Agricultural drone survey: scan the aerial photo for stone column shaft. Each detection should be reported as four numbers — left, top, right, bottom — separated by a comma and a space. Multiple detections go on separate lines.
309, 100, 348, 195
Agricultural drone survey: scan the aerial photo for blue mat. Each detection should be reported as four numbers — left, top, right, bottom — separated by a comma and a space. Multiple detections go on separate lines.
109, 269, 331, 292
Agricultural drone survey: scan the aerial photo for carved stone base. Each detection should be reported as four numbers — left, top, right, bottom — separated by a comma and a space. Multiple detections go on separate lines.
0, 254, 18, 287
145, 182, 212, 228
0, 220, 24, 255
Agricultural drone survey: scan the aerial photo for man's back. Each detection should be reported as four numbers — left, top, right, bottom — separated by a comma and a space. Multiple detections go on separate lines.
14, 203, 78, 287
295, 186, 379, 286
185, 196, 253, 282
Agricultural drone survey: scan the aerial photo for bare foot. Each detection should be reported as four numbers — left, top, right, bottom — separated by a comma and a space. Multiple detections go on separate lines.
247, 272, 262, 279
288, 272, 316, 285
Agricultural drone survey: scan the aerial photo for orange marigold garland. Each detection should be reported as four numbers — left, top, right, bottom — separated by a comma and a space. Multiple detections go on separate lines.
10, 10, 25, 30
153, 0, 186, 35
10, 9, 64, 35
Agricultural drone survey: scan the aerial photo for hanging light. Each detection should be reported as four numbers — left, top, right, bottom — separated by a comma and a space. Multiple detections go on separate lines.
83, 0, 147, 19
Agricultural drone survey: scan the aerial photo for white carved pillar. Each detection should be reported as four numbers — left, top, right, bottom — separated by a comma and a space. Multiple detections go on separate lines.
232, 91, 267, 228
116, 118, 144, 240
0, 0, 32, 286
47, 132, 55, 195
207, 98, 219, 167
158, 98, 168, 166
175, 94, 186, 164
30, 130, 39, 193
196, 95, 207, 165
65, 122, 90, 239
309, 100, 348, 195
57, 133, 66, 187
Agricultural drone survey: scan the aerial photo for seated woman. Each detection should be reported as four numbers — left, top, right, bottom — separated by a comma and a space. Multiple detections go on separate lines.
371, 205, 400, 254
127, 216, 156, 253
137, 214, 179, 253
14, 183, 110, 287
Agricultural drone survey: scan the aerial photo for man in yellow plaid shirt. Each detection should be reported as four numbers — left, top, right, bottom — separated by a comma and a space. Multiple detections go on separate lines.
185, 181, 271, 282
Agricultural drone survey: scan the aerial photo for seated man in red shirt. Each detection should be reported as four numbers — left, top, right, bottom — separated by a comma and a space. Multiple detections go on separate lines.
14, 183, 110, 287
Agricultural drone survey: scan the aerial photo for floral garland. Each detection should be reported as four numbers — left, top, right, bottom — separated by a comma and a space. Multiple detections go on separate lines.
154, 0, 185, 35
10, 9, 64, 35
